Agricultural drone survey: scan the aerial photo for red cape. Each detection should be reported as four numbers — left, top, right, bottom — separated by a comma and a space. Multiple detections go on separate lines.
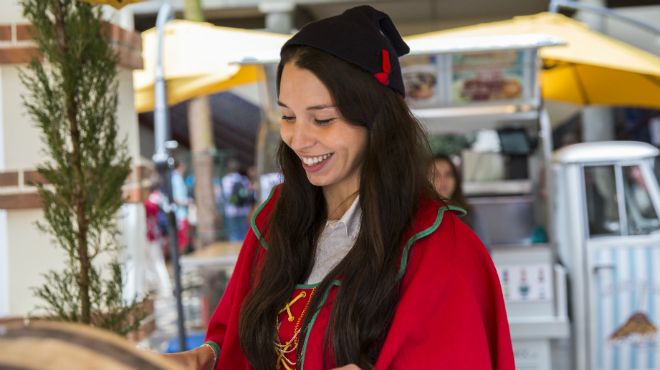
206, 187, 514, 369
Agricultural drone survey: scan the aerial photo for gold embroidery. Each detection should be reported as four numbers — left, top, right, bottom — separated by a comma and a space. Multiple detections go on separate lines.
275, 288, 317, 370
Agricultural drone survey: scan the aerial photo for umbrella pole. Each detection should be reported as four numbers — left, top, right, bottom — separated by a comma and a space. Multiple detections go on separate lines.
153, 1, 187, 352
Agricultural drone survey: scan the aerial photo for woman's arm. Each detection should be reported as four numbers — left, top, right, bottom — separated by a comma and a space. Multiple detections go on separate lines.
161, 344, 216, 370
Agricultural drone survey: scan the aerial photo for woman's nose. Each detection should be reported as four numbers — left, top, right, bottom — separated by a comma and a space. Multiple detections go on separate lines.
287, 122, 314, 150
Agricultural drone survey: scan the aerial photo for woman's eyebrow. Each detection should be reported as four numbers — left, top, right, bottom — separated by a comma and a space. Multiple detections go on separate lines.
277, 101, 336, 111
307, 104, 336, 111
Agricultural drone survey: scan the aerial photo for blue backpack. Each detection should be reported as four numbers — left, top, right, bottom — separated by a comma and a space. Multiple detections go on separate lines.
229, 180, 251, 207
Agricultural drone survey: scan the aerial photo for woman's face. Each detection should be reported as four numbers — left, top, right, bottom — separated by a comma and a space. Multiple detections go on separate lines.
432, 159, 456, 199
279, 62, 368, 196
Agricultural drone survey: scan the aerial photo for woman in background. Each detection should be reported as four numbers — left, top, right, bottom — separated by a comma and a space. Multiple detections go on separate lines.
430, 153, 474, 226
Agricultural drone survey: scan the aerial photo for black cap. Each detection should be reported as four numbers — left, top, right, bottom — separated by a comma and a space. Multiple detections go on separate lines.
282, 5, 410, 96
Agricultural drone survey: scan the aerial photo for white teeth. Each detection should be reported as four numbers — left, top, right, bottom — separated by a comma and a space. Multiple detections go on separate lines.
302, 153, 332, 165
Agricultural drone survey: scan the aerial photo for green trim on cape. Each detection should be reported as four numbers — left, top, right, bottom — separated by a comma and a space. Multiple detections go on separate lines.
250, 191, 466, 367
249, 186, 278, 250
299, 280, 342, 370
396, 205, 465, 280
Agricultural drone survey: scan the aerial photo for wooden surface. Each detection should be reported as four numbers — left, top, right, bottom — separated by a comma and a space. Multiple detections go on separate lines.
180, 241, 243, 270
0, 320, 184, 370
188, 242, 243, 258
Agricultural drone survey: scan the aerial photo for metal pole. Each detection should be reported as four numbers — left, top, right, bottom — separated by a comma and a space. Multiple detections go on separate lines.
539, 106, 555, 246
549, 0, 660, 35
153, 1, 187, 352
154, 1, 172, 167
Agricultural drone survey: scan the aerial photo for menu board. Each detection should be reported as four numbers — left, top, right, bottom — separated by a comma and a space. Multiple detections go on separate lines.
401, 55, 446, 108
401, 49, 535, 109
451, 50, 525, 104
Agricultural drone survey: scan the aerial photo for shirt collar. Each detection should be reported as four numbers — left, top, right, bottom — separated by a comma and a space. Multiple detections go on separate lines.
328, 196, 362, 238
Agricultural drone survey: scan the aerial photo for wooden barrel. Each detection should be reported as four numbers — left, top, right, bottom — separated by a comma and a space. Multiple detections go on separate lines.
0, 320, 183, 370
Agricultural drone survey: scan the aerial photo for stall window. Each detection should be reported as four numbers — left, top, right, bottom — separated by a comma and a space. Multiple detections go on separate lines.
623, 165, 660, 235
584, 166, 620, 237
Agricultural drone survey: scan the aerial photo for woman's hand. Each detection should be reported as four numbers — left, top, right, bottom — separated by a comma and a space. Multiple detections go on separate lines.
331, 365, 362, 370
161, 345, 216, 370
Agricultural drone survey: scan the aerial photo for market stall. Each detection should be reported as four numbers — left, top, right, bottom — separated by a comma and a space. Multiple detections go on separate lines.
401, 33, 570, 370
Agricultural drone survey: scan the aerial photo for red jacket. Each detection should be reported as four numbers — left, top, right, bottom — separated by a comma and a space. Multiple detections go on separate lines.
206, 187, 514, 369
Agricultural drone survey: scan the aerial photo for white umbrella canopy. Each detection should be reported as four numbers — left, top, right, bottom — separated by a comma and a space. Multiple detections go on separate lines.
134, 20, 288, 112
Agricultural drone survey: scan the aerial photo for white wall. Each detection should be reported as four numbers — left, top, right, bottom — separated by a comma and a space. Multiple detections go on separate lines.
0, 53, 48, 315
119, 204, 148, 301
0, 210, 8, 316
2, 66, 145, 316
118, 68, 142, 159
0, 59, 61, 316
0, 0, 26, 24
7, 210, 63, 315
0, 67, 4, 170
0, 63, 9, 316
3, 67, 44, 169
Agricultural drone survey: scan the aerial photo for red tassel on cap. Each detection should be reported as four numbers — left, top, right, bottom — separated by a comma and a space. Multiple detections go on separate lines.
374, 49, 391, 86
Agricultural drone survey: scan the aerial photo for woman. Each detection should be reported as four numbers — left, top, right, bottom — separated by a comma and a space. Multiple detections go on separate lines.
430, 153, 474, 227
166, 6, 513, 370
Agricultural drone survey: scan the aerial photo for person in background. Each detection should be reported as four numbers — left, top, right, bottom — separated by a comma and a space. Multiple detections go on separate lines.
221, 159, 253, 241
430, 153, 474, 226
171, 158, 192, 252
164, 6, 513, 370
143, 177, 175, 296
145, 182, 163, 244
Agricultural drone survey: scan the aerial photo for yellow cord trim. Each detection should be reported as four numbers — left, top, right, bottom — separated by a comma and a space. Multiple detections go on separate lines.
278, 291, 306, 322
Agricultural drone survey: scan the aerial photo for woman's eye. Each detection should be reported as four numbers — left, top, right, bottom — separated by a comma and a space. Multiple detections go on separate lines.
314, 118, 335, 125
281, 115, 295, 123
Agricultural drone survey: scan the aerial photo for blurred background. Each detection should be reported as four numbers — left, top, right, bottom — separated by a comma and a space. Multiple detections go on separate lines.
1, 1, 660, 369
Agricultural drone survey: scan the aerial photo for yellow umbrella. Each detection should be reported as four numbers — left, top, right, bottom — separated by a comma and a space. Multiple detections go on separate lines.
405, 12, 660, 108
79, 0, 143, 9
134, 20, 289, 113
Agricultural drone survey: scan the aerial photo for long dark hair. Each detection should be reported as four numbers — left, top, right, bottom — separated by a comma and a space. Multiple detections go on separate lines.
239, 46, 435, 369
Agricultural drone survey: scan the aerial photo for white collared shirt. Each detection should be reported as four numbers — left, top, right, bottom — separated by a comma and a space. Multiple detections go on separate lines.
305, 196, 362, 284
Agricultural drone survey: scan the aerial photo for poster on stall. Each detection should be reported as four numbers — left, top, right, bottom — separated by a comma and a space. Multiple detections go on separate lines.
401, 55, 446, 108
451, 50, 525, 104
497, 263, 553, 302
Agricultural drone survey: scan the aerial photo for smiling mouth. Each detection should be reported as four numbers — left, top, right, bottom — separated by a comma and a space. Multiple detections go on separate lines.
300, 153, 333, 166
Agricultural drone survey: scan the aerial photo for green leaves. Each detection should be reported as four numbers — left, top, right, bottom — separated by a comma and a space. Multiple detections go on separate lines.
21, 0, 143, 336
32, 260, 147, 335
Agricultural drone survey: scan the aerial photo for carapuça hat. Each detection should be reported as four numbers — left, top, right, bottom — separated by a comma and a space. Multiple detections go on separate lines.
282, 5, 410, 96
